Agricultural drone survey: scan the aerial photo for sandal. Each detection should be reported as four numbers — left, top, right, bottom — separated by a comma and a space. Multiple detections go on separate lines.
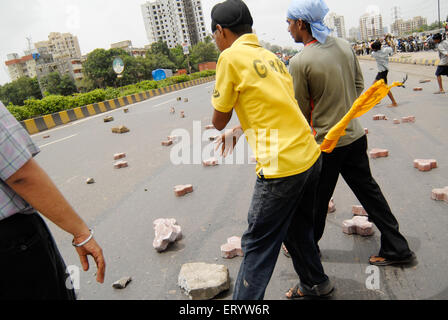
281, 243, 290, 258
369, 252, 416, 266
286, 281, 334, 300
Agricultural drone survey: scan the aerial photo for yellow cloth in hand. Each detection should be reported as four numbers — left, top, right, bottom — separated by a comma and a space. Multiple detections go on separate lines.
320, 80, 402, 153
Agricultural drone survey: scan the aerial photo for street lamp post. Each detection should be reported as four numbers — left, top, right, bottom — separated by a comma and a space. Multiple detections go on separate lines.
438, 0, 441, 28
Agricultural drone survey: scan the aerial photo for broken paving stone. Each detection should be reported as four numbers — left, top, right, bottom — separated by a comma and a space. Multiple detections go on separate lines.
221, 236, 243, 259
203, 157, 219, 167
414, 159, 437, 172
114, 161, 128, 169
352, 205, 368, 216
174, 184, 193, 197
153, 218, 182, 252
123, 108, 129, 113
103, 116, 114, 123
342, 216, 374, 236
161, 140, 173, 146
111, 125, 130, 134
328, 198, 336, 213
431, 187, 448, 203
372, 114, 388, 121
369, 148, 389, 159
178, 263, 230, 300
114, 153, 126, 160
402, 116, 416, 123
112, 277, 132, 289
86, 178, 95, 184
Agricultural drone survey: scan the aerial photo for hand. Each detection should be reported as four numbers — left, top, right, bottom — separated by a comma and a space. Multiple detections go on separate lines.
73, 235, 106, 284
214, 126, 244, 157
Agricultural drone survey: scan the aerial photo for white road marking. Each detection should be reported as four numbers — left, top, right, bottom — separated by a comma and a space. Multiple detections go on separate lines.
38, 134, 78, 148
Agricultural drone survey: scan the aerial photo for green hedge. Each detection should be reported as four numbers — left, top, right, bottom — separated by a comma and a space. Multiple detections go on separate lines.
8, 70, 216, 121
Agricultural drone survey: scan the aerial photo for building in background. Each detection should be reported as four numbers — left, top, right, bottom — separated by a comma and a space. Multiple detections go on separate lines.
359, 7, 384, 40
325, 12, 347, 39
391, 16, 428, 36
4, 53, 37, 81
349, 27, 361, 41
111, 40, 147, 57
141, 0, 207, 49
34, 32, 81, 60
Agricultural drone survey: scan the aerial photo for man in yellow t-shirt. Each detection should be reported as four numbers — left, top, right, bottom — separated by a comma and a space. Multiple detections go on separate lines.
211, 0, 333, 300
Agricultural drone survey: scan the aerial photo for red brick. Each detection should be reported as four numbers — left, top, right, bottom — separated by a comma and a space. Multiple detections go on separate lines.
202, 157, 219, 167
431, 187, 448, 203
180, 111, 185, 118
402, 116, 416, 123
413, 159, 437, 172
393, 119, 401, 124
114, 153, 126, 160
369, 148, 389, 158
161, 140, 173, 146
221, 236, 243, 259
342, 216, 374, 236
43, 135, 50, 139
373, 114, 387, 121
114, 161, 128, 169
153, 218, 182, 252
352, 205, 368, 216
174, 184, 193, 197
413, 87, 423, 91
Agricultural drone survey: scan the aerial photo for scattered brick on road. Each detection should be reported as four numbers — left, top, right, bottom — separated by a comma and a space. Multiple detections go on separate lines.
184, 98, 189, 102
112, 277, 132, 289
373, 114, 388, 120
180, 111, 185, 118
203, 157, 219, 167
413, 87, 423, 91
369, 148, 389, 159
402, 116, 416, 123
174, 184, 194, 197
114, 161, 128, 169
419, 79, 431, 83
177, 97, 182, 101
431, 187, 448, 203
352, 205, 368, 216
221, 236, 243, 259
112, 125, 130, 134
86, 178, 95, 184
104, 116, 114, 123
124, 108, 129, 113
161, 140, 173, 146
414, 159, 437, 172
393, 119, 401, 124
364, 128, 369, 134
43, 135, 50, 139
328, 198, 336, 213
114, 153, 126, 160
153, 218, 182, 252
342, 216, 374, 236
167, 135, 180, 142
205, 124, 215, 130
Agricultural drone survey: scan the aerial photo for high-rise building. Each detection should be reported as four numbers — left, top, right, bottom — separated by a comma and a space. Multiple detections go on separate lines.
360, 9, 384, 40
141, 0, 207, 49
35, 32, 82, 60
391, 16, 428, 36
4, 53, 37, 81
349, 27, 361, 41
325, 12, 347, 39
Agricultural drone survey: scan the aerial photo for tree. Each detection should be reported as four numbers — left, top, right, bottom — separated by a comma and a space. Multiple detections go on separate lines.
189, 38, 219, 71
40, 72, 77, 96
0, 77, 42, 106
170, 45, 188, 70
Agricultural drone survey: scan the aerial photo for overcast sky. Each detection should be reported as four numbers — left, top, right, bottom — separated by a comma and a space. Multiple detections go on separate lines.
1, 0, 446, 85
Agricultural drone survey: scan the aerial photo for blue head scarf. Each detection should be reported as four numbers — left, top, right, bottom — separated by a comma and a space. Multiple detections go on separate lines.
287, 0, 331, 44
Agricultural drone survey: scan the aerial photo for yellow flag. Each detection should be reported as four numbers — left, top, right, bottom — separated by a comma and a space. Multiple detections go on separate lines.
320, 80, 403, 153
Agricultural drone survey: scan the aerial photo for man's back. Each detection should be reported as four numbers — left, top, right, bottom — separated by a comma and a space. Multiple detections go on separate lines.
289, 36, 365, 147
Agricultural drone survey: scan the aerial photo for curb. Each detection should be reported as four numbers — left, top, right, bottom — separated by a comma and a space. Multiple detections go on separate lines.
21, 76, 216, 135
358, 56, 441, 67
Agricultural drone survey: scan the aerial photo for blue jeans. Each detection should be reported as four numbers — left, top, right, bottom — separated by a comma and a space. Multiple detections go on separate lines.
233, 156, 328, 300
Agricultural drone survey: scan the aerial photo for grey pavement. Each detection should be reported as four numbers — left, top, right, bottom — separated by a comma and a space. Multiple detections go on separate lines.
32, 60, 448, 300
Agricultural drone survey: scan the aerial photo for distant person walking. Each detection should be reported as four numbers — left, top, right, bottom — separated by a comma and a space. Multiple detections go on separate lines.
433, 33, 448, 94
370, 40, 398, 107
286, 0, 415, 270
0, 102, 106, 300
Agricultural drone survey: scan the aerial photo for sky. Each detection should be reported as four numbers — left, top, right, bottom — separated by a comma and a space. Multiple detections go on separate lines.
0, 0, 447, 85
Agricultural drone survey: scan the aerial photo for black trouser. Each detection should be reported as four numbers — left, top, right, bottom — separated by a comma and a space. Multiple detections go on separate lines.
314, 135, 413, 260
0, 212, 76, 300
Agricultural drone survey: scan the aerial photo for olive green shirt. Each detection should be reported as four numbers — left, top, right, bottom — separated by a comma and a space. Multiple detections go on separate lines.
289, 36, 365, 147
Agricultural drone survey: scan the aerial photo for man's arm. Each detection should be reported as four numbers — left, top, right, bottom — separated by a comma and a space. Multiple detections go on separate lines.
6, 158, 105, 283
212, 109, 233, 131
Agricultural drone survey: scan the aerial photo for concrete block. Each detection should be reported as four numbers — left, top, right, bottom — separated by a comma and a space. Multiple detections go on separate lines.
369, 148, 389, 159
178, 263, 230, 300
342, 216, 374, 236
114, 161, 128, 169
153, 218, 182, 252
352, 205, 368, 216
111, 126, 130, 134
328, 198, 336, 213
112, 277, 132, 289
221, 236, 243, 259
373, 114, 387, 121
414, 159, 437, 172
431, 187, 448, 203
103, 116, 114, 123
203, 157, 219, 167
114, 153, 126, 160
174, 184, 194, 197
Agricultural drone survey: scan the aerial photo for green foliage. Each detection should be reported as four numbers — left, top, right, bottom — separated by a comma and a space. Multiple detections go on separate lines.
189, 40, 219, 72
40, 72, 77, 96
72, 89, 107, 107
0, 77, 42, 106
6, 105, 32, 122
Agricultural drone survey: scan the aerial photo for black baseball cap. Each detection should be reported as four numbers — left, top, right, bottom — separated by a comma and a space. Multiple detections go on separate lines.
211, 0, 253, 33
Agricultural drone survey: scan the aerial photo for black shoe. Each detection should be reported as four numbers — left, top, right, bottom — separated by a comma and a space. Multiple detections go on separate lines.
369, 251, 416, 266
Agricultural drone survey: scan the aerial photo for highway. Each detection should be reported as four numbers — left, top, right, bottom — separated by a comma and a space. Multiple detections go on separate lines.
31, 60, 448, 300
